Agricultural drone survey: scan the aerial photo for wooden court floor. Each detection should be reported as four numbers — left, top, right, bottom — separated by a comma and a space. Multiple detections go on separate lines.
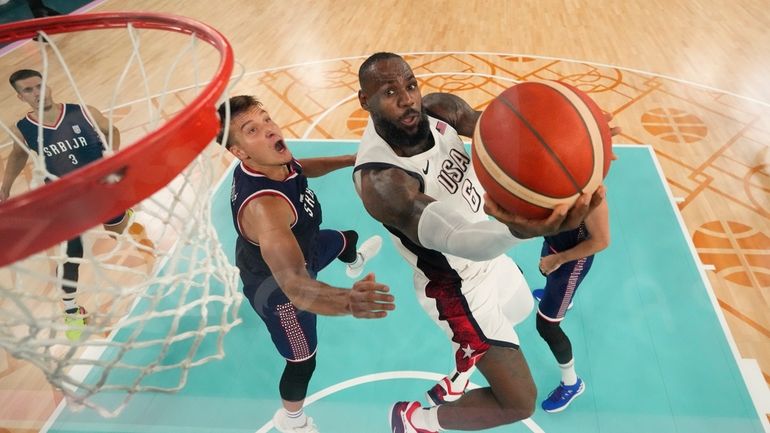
45, 144, 763, 433
0, 1, 768, 432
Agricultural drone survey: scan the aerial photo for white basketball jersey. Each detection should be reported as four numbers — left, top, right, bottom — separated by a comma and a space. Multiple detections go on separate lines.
353, 115, 490, 280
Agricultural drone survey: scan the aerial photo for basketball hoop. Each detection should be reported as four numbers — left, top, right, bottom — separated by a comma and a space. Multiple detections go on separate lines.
0, 12, 233, 267
0, 12, 242, 417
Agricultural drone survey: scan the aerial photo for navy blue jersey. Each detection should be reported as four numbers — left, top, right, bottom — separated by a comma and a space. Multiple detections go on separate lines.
16, 103, 106, 177
230, 159, 323, 283
544, 222, 589, 253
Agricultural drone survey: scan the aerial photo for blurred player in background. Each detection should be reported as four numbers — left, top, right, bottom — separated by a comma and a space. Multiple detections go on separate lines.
217, 95, 391, 433
1, 69, 132, 340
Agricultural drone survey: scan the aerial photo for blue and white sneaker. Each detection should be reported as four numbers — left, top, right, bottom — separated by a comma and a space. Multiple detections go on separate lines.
541, 378, 585, 413
532, 288, 573, 310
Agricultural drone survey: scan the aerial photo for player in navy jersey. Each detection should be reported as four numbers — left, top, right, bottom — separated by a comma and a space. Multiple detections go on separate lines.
533, 186, 610, 413
354, 52, 617, 433
217, 95, 393, 433
1, 69, 133, 341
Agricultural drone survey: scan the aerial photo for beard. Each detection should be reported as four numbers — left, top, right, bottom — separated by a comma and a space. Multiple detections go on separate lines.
372, 107, 431, 148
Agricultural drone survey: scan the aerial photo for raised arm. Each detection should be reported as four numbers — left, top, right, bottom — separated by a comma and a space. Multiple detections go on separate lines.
88, 105, 120, 152
423, 92, 481, 137
357, 166, 523, 261
241, 195, 394, 318
298, 154, 356, 178
539, 198, 611, 275
0, 127, 30, 202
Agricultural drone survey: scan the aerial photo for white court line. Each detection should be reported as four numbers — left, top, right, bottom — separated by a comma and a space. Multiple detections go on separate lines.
239, 51, 770, 109
740, 359, 770, 423
254, 370, 544, 433
299, 72, 521, 139
5, 49, 770, 150
643, 145, 770, 433
241, 52, 769, 150
300, 93, 357, 140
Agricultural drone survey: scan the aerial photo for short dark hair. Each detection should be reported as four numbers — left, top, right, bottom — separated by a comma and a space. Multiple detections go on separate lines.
9, 69, 42, 91
216, 95, 262, 149
358, 52, 403, 89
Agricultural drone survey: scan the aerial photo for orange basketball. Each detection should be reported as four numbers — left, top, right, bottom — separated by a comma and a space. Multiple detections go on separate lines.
472, 81, 613, 219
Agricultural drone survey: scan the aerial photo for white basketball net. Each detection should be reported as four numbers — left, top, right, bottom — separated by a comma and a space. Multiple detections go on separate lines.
0, 21, 242, 416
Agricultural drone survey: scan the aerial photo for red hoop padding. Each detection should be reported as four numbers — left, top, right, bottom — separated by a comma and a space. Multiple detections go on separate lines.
0, 13, 233, 267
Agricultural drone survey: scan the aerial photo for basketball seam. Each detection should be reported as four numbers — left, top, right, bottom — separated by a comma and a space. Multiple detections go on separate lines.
542, 80, 604, 193
544, 82, 600, 185
476, 112, 557, 202
474, 119, 573, 206
495, 91, 584, 194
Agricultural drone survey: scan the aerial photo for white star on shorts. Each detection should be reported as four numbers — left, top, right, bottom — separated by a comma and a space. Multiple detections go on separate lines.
462, 344, 474, 359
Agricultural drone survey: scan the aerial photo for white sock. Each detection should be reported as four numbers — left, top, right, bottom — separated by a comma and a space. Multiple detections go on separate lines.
62, 297, 78, 313
559, 359, 578, 386
449, 366, 473, 390
283, 408, 307, 428
410, 406, 442, 432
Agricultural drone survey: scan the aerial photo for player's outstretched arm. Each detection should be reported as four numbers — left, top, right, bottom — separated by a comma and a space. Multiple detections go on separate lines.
297, 154, 356, 178
358, 167, 523, 261
349, 273, 394, 319
241, 195, 394, 317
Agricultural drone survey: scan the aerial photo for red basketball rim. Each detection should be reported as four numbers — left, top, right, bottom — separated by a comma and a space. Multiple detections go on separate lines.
0, 12, 234, 267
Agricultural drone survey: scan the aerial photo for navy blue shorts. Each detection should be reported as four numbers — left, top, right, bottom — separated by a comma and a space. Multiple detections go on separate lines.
104, 210, 129, 226
537, 241, 594, 321
243, 229, 346, 361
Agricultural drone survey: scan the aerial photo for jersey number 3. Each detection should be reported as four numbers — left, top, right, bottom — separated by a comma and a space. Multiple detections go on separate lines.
69, 154, 79, 165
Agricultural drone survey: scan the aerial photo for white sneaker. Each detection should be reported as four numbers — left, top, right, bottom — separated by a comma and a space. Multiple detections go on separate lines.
272, 409, 319, 433
346, 235, 382, 278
